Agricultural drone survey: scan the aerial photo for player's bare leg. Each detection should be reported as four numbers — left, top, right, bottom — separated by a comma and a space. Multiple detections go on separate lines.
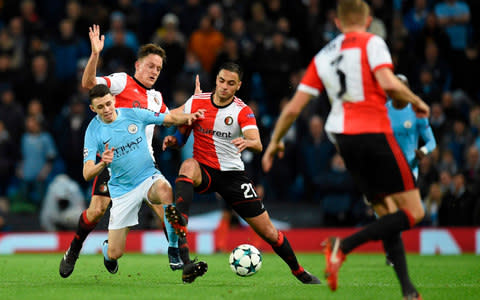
324, 189, 424, 293
101, 228, 129, 274
59, 195, 110, 278
165, 159, 208, 283
246, 211, 321, 284
147, 179, 183, 270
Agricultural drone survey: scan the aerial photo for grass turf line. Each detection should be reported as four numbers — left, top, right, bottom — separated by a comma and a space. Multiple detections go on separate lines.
0, 253, 478, 300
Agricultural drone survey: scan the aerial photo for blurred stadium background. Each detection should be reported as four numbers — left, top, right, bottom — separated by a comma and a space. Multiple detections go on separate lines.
0, 0, 479, 255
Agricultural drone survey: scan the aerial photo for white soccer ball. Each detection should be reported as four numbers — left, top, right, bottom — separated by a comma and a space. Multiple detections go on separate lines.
229, 244, 262, 276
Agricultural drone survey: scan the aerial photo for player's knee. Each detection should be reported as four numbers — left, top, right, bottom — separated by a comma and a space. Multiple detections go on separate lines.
107, 247, 123, 260
179, 158, 198, 175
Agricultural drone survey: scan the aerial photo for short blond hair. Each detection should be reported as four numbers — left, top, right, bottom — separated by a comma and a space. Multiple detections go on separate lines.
337, 0, 370, 27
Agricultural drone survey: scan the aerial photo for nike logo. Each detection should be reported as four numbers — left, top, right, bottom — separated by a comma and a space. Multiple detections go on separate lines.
103, 138, 112, 145
330, 238, 340, 264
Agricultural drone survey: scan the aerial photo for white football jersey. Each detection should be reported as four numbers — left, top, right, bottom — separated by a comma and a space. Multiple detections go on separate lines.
299, 32, 394, 136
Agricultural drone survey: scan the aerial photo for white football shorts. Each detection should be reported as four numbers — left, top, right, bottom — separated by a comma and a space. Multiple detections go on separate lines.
108, 173, 171, 230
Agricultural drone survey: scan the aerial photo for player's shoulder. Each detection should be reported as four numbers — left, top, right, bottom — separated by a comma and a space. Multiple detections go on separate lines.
232, 96, 248, 109
193, 92, 212, 100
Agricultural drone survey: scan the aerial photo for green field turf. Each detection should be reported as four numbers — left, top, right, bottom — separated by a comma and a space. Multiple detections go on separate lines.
0, 253, 478, 300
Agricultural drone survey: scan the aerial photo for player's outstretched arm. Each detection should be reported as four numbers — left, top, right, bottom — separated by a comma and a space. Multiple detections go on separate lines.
375, 68, 430, 118
83, 143, 114, 181
82, 24, 104, 89
163, 109, 205, 127
262, 90, 312, 172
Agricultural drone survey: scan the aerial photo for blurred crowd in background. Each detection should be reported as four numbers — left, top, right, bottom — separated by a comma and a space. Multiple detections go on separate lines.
1, 0, 480, 231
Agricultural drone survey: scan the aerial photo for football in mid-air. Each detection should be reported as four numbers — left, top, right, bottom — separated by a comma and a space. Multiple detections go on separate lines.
229, 244, 262, 276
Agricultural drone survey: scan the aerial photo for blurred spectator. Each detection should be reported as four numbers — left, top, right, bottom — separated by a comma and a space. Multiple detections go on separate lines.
259, 30, 300, 115
15, 115, 57, 211
437, 149, 458, 175
434, 0, 471, 52
452, 43, 480, 98
321, 9, 341, 46
102, 29, 136, 74
438, 173, 475, 226
178, 0, 205, 38
424, 182, 443, 226
0, 88, 24, 149
420, 41, 451, 92
415, 67, 441, 104
370, 0, 393, 34
0, 120, 15, 204
7, 17, 27, 70
40, 174, 85, 231
19, 0, 44, 38
319, 153, 360, 227
152, 13, 186, 102
438, 169, 453, 193
415, 13, 452, 60
26, 98, 47, 129
175, 51, 211, 93
443, 118, 473, 167
53, 97, 90, 190
247, 2, 275, 44
115, 0, 141, 34
16, 54, 58, 122
429, 102, 449, 142
227, 16, 254, 58
403, 0, 429, 35
25, 34, 53, 70
368, 9, 387, 40
462, 145, 480, 195
207, 2, 225, 32
65, 0, 90, 39
188, 15, 224, 73
0, 52, 18, 90
299, 115, 335, 202
104, 11, 139, 53
417, 155, 439, 197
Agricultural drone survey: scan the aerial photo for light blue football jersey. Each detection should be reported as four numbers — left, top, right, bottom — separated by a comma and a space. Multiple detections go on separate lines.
386, 101, 436, 176
84, 108, 166, 198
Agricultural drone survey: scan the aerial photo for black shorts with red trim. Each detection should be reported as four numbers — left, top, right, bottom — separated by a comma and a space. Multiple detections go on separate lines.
91, 166, 110, 197
195, 163, 265, 218
335, 133, 416, 204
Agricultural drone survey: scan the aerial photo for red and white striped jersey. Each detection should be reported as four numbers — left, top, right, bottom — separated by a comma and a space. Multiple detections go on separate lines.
96, 72, 169, 159
183, 92, 258, 171
299, 31, 393, 136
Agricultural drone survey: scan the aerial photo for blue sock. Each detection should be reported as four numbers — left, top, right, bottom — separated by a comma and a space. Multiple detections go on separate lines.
164, 205, 179, 248
102, 241, 113, 261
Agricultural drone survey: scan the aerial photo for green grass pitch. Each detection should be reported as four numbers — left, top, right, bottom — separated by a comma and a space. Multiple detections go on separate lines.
0, 253, 479, 300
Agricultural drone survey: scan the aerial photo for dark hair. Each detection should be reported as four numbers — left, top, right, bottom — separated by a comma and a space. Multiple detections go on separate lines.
218, 62, 243, 80
88, 84, 111, 102
137, 43, 167, 62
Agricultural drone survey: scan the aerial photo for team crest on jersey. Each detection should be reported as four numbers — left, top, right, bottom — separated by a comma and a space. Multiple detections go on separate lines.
99, 183, 108, 193
403, 120, 412, 129
128, 124, 138, 134
224, 116, 234, 126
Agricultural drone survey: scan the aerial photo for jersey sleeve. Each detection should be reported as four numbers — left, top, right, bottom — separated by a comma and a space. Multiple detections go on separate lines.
417, 118, 437, 153
95, 72, 127, 95
83, 122, 99, 163
298, 58, 324, 96
183, 96, 194, 113
366, 35, 393, 73
132, 108, 166, 126
238, 106, 258, 132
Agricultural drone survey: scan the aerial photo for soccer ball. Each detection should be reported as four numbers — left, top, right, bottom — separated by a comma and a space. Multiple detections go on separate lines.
229, 244, 262, 276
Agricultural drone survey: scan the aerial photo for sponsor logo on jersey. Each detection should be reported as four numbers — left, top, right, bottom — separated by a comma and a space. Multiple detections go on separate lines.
403, 120, 412, 129
196, 124, 232, 138
114, 137, 143, 158
128, 124, 138, 134
224, 116, 233, 125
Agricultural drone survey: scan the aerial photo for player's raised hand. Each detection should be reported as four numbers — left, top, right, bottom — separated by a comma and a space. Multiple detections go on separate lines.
89, 24, 104, 55
187, 109, 206, 125
261, 141, 285, 173
194, 74, 202, 95
101, 143, 115, 164
162, 135, 178, 150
